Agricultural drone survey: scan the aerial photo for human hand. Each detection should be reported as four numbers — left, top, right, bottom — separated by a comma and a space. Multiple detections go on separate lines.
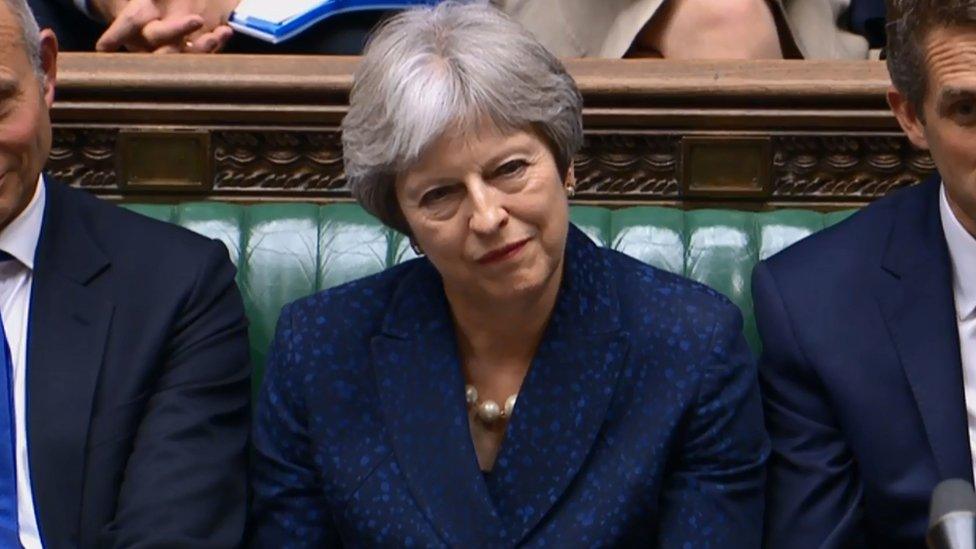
88, 0, 128, 24
151, 25, 235, 54
94, 0, 239, 53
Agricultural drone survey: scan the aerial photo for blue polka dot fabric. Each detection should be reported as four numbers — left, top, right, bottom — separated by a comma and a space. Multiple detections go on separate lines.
250, 224, 769, 547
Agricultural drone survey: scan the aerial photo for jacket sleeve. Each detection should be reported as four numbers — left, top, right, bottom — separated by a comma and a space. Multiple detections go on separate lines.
753, 260, 866, 549
656, 299, 769, 549
249, 302, 341, 547
97, 240, 251, 547
36, 0, 96, 19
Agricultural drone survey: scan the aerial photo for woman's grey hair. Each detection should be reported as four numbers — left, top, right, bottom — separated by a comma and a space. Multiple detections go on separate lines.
3, 0, 42, 77
341, 1, 584, 235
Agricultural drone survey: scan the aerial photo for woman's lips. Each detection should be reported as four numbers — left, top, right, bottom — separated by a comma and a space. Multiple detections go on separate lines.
477, 238, 530, 265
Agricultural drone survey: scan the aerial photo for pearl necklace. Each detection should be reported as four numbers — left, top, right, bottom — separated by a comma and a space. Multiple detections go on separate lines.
465, 384, 518, 425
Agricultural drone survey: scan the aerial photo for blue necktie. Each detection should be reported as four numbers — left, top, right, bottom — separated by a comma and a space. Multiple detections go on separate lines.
0, 251, 21, 544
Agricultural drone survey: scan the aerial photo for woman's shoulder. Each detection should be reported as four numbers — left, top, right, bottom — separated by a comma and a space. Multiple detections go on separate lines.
597, 246, 743, 340
277, 259, 423, 338
600, 246, 736, 311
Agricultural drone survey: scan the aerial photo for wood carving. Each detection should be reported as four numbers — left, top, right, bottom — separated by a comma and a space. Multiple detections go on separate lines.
48, 128, 117, 188
47, 127, 940, 205
772, 135, 937, 199
48, 55, 935, 207
574, 135, 679, 197
213, 131, 347, 191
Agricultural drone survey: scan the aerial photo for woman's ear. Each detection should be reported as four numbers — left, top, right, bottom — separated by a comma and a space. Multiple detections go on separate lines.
564, 164, 577, 194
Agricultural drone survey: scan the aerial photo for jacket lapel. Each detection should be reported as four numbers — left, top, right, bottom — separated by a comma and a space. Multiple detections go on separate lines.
27, 181, 112, 545
372, 227, 628, 545
488, 227, 628, 544
370, 260, 501, 547
876, 176, 972, 482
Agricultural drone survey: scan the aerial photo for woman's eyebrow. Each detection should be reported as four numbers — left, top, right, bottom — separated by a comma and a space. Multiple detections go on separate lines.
483, 144, 533, 170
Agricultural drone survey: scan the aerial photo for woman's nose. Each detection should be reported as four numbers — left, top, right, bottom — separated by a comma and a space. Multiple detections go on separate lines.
468, 182, 508, 235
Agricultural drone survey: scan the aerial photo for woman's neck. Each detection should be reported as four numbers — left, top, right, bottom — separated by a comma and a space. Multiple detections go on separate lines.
446, 265, 563, 394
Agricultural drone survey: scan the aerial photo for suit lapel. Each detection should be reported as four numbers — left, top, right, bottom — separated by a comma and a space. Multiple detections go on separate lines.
27, 181, 112, 545
876, 176, 972, 482
371, 260, 501, 546
488, 227, 628, 544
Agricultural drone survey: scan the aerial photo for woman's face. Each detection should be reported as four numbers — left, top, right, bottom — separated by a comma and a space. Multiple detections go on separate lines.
395, 123, 573, 303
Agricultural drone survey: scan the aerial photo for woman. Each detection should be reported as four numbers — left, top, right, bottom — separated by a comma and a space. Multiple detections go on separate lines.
250, 3, 768, 546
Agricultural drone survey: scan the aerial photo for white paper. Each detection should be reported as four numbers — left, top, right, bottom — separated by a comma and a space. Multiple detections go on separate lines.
233, 0, 337, 24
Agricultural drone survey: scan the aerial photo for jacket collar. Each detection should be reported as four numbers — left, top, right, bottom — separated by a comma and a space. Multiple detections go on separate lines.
371, 225, 628, 545
877, 174, 972, 482
34, 180, 110, 285
27, 179, 113, 546
380, 225, 622, 339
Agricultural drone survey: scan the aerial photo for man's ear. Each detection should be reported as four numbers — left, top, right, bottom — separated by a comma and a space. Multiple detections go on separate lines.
37, 29, 58, 109
887, 86, 929, 150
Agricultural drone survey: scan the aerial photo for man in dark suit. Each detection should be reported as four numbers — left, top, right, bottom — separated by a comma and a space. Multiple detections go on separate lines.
755, 0, 976, 546
0, 0, 250, 546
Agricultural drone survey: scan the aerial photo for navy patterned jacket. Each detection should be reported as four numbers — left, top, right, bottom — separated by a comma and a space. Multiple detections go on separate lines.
251, 224, 768, 547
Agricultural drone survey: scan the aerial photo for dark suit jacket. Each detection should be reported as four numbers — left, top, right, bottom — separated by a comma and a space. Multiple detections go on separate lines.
31, 179, 250, 547
754, 176, 967, 548
849, 0, 886, 47
251, 224, 768, 547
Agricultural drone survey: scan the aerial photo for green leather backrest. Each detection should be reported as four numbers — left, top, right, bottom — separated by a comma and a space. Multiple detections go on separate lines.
124, 203, 854, 389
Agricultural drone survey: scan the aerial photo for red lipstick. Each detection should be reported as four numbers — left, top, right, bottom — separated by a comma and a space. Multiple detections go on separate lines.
477, 238, 530, 265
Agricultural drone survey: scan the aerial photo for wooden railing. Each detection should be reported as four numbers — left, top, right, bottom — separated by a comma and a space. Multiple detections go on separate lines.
51, 54, 931, 209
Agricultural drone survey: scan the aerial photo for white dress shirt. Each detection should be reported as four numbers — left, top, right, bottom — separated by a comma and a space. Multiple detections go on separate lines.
940, 184, 976, 485
0, 177, 46, 549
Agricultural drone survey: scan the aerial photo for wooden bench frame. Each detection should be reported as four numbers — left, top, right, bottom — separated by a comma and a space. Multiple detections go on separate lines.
51, 54, 931, 209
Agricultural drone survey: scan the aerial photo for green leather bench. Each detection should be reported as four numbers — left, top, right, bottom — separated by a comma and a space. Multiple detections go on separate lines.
124, 203, 853, 389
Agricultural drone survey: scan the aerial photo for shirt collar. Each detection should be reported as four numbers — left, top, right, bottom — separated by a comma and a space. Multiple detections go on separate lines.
940, 182, 976, 321
0, 175, 46, 271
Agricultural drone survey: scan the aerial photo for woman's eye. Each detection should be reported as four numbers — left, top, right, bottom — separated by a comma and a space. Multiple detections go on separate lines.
421, 185, 457, 204
494, 160, 527, 178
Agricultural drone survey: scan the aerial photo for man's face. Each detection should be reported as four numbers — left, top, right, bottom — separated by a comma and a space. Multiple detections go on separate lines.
0, 4, 56, 230
890, 25, 976, 235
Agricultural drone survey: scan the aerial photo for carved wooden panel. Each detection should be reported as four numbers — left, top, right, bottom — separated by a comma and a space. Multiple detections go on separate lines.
213, 131, 347, 192
49, 126, 938, 206
574, 134, 680, 198
49, 55, 938, 207
772, 135, 936, 199
48, 128, 117, 189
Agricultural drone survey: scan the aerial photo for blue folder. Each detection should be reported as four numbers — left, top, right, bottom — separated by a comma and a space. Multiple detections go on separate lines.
230, 0, 440, 44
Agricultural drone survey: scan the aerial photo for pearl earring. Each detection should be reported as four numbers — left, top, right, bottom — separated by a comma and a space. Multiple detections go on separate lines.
566, 186, 576, 198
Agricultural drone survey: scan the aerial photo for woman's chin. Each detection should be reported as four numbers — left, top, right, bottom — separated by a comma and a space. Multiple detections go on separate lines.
474, 268, 556, 303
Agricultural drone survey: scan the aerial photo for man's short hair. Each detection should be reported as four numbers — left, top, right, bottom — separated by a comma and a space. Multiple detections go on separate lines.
2, 0, 42, 76
886, 0, 976, 114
